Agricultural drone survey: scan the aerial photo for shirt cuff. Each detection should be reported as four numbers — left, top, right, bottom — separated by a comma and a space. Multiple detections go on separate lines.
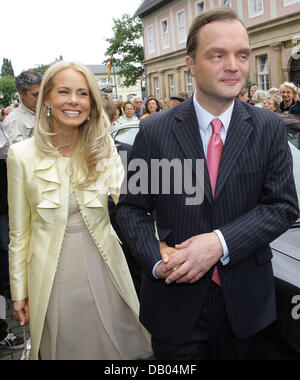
214, 229, 230, 265
152, 260, 162, 279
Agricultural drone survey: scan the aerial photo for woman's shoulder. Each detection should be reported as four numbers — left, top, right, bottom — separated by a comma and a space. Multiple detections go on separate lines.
8, 137, 37, 159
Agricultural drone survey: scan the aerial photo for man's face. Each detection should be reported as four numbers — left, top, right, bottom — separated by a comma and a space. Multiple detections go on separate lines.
19, 84, 40, 112
186, 20, 250, 112
134, 97, 144, 111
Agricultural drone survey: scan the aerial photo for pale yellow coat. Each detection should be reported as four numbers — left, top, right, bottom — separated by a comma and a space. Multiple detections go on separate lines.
7, 137, 144, 360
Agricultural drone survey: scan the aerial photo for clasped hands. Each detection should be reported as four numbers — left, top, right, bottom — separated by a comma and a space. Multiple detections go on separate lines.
156, 233, 223, 284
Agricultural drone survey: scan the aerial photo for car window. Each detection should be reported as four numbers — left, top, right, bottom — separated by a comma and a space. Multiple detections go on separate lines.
114, 127, 139, 146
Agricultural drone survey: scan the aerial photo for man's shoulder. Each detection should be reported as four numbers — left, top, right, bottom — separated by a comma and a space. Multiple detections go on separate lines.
140, 100, 192, 132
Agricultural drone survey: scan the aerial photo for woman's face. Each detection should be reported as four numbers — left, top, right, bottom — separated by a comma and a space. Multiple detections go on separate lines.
281, 87, 295, 104
45, 68, 91, 132
263, 98, 276, 112
148, 99, 158, 114
124, 104, 135, 119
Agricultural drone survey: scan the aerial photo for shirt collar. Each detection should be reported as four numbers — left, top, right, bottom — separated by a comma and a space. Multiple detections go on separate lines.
20, 102, 36, 116
193, 92, 234, 134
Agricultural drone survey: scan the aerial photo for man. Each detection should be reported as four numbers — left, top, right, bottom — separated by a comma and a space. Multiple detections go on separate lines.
2, 70, 42, 144
116, 7, 299, 360
169, 95, 186, 108
133, 96, 144, 119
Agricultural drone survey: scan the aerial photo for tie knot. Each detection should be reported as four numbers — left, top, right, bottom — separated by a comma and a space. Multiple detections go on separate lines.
211, 118, 223, 134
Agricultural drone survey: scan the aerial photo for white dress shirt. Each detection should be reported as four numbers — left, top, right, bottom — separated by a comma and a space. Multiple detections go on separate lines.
193, 92, 233, 266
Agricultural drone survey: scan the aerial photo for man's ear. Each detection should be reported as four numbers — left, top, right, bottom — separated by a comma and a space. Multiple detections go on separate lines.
185, 56, 195, 77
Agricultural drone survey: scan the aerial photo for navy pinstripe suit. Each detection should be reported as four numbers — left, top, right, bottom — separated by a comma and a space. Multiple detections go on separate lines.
116, 98, 299, 351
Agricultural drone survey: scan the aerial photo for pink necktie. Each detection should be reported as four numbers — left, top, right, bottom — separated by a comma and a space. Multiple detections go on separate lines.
207, 118, 223, 286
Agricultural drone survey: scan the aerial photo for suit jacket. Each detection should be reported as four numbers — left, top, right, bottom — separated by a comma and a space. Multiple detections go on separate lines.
7, 137, 142, 360
117, 98, 299, 344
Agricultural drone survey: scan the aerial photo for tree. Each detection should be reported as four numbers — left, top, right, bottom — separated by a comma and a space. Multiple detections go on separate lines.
33, 64, 50, 75
0, 76, 17, 107
1, 58, 15, 77
104, 14, 144, 87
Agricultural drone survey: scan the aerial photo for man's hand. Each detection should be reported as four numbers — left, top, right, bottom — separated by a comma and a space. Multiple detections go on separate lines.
163, 233, 223, 284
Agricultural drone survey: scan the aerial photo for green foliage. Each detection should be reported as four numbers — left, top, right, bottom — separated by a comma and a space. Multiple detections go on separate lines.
33, 64, 50, 75
1, 58, 15, 77
104, 14, 144, 87
0, 76, 17, 107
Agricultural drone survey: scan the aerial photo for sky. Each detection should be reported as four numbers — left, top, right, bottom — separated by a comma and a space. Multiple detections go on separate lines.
1, 0, 144, 75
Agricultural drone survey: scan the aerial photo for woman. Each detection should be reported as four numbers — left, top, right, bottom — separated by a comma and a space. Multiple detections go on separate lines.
279, 82, 297, 113
141, 97, 161, 119
262, 96, 279, 112
7, 62, 152, 360
115, 101, 138, 126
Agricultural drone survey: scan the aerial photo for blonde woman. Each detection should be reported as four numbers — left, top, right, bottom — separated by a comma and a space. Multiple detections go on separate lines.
279, 82, 298, 113
7, 62, 152, 360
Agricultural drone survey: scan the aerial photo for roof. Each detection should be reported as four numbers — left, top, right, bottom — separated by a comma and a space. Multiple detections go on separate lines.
134, 0, 174, 18
85, 64, 121, 75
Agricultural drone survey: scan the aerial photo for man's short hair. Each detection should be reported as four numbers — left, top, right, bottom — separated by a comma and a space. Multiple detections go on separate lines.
15, 70, 43, 94
186, 7, 245, 59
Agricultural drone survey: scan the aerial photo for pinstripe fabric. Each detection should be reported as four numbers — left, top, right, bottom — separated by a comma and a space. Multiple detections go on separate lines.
116, 97, 299, 344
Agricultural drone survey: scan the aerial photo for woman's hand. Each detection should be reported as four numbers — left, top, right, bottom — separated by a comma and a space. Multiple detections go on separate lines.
13, 298, 30, 326
159, 241, 177, 263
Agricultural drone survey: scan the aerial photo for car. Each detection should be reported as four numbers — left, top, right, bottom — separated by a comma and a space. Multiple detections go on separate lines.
110, 115, 300, 358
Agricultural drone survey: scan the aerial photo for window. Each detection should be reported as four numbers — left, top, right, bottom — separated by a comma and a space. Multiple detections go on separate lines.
161, 19, 170, 49
177, 10, 187, 44
248, 0, 264, 18
147, 25, 155, 54
185, 71, 193, 97
219, 0, 232, 6
284, 0, 300, 6
169, 74, 175, 97
154, 77, 161, 100
257, 55, 269, 90
195, 0, 206, 14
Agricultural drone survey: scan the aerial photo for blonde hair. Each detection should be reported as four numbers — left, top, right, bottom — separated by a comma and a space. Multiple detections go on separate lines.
34, 61, 111, 188
279, 82, 298, 96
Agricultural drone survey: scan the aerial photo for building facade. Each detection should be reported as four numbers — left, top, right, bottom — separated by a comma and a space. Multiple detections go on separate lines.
86, 65, 143, 101
134, 0, 300, 98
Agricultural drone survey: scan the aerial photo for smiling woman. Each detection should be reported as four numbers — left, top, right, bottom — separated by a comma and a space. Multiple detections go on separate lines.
7, 61, 152, 360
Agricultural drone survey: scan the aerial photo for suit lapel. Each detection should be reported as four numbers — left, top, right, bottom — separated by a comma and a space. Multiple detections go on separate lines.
171, 98, 213, 205
214, 100, 253, 201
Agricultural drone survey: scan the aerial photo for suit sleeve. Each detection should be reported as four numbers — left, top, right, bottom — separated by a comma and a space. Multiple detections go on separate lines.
116, 125, 161, 275
220, 117, 299, 266
7, 145, 31, 301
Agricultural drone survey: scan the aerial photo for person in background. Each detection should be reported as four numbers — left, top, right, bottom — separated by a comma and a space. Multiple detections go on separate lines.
133, 96, 144, 119
0, 295, 23, 349
262, 96, 279, 113
0, 123, 11, 299
237, 87, 249, 103
248, 85, 259, 105
169, 95, 186, 108
2, 71, 42, 144
100, 92, 115, 130
290, 86, 300, 115
115, 101, 138, 126
177, 91, 189, 101
253, 90, 268, 107
7, 61, 152, 360
141, 97, 161, 119
279, 82, 298, 113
